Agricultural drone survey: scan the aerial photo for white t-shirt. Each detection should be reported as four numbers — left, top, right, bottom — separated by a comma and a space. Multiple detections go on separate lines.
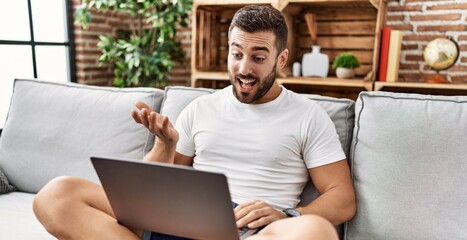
175, 86, 345, 209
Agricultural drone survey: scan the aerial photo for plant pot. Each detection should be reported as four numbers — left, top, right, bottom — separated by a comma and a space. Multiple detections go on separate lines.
336, 67, 355, 79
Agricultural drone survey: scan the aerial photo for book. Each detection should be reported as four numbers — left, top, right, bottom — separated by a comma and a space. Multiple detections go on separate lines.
378, 27, 392, 81
386, 30, 403, 82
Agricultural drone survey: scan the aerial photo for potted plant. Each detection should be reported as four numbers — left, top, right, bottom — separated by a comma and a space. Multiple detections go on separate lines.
332, 53, 361, 79
75, 0, 192, 87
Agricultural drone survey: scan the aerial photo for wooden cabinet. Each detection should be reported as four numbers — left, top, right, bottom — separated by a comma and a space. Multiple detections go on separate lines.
190, 0, 467, 100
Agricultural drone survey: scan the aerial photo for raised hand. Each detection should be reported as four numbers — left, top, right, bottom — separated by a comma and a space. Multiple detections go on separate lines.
130, 101, 179, 146
234, 200, 287, 229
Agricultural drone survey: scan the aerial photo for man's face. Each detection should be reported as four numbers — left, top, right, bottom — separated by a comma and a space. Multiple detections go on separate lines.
228, 27, 286, 104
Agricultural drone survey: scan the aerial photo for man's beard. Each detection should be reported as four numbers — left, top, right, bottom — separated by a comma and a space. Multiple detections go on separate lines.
229, 64, 277, 104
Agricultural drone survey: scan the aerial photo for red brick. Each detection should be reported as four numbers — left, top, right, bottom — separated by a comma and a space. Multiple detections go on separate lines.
87, 25, 113, 33
402, 44, 418, 50
75, 49, 102, 55
388, 5, 422, 12
400, 63, 420, 70
451, 75, 467, 83
90, 72, 114, 79
427, 3, 467, 11
405, 54, 424, 61
399, 72, 439, 81
410, 13, 462, 21
448, 65, 467, 71
403, 34, 444, 41
76, 58, 98, 64
386, 15, 404, 21
388, 24, 413, 31
417, 25, 466, 32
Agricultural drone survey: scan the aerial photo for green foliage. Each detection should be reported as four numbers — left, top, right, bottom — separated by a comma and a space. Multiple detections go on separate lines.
75, 0, 192, 87
332, 53, 361, 69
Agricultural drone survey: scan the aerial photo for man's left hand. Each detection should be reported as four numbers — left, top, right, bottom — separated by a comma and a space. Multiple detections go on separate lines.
234, 200, 287, 229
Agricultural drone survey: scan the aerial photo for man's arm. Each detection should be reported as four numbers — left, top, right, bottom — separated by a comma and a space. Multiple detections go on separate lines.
131, 101, 193, 166
144, 146, 193, 166
297, 159, 356, 225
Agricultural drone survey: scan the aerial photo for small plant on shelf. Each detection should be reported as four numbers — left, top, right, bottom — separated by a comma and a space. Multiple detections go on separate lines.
332, 53, 361, 79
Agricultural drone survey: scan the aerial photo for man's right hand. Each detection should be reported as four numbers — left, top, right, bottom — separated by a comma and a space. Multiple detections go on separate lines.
130, 101, 179, 146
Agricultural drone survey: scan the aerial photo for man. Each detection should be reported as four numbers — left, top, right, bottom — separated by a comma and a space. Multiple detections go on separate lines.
33, 5, 355, 240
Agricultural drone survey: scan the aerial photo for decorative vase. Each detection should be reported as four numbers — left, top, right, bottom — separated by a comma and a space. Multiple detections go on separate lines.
336, 67, 355, 79
292, 62, 301, 77
301, 45, 329, 78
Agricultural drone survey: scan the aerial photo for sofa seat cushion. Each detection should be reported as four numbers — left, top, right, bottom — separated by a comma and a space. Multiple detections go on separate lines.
0, 79, 165, 193
0, 192, 54, 239
346, 91, 467, 239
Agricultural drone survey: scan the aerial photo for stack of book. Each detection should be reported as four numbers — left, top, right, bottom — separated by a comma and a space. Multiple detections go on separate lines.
378, 27, 403, 82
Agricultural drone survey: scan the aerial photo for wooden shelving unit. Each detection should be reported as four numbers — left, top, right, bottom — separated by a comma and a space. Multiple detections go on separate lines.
191, 0, 386, 100
191, 0, 467, 99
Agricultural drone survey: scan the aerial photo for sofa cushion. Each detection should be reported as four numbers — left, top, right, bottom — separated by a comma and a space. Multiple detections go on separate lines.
0, 192, 54, 239
301, 93, 355, 159
345, 91, 467, 239
160, 86, 215, 123
0, 79, 165, 193
0, 168, 16, 194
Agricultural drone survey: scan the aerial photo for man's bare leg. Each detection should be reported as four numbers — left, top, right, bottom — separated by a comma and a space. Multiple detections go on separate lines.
246, 214, 339, 240
33, 176, 143, 240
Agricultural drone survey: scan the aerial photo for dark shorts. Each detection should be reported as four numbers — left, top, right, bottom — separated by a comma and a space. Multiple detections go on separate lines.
141, 231, 190, 240
141, 202, 241, 240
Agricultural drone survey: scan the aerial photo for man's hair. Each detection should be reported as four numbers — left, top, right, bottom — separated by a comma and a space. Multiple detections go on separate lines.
229, 5, 288, 54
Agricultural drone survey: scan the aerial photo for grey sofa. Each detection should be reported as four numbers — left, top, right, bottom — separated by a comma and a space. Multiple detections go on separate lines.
0, 79, 466, 239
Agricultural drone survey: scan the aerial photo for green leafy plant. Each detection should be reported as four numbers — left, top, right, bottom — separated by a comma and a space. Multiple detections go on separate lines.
332, 53, 361, 69
75, 0, 192, 87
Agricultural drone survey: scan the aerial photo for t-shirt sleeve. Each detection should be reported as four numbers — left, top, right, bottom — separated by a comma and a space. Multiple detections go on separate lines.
174, 101, 197, 157
303, 105, 346, 168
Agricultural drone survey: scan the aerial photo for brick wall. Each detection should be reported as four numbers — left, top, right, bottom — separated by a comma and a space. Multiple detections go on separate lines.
386, 0, 467, 83
72, 0, 191, 86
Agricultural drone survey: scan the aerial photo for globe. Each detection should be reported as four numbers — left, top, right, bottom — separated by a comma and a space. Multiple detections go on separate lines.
423, 38, 459, 83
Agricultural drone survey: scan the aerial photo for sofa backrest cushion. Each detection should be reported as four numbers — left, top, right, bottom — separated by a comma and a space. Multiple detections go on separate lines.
160, 86, 355, 206
160, 86, 215, 123
345, 91, 467, 239
0, 79, 165, 193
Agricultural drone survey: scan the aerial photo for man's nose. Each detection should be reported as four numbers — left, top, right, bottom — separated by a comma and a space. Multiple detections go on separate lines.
238, 58, 253, 75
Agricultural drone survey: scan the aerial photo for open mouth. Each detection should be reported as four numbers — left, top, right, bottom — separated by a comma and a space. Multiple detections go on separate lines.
237, 77, 257, 90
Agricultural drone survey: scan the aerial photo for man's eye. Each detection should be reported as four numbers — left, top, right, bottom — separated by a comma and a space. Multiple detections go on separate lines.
254, 57, 265, 62
231, 53, 242, 58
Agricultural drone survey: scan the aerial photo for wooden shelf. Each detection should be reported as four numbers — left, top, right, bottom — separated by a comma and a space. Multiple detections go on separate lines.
191, 0, 386, 99
192, 71, 229, 81
278, 77, 372, 91
191, 72, 372, 91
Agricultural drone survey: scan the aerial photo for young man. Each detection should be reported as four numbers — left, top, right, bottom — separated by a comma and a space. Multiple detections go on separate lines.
33, 5, 355, 240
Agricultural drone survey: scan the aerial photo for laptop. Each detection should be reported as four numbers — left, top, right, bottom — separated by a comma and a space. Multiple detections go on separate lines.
90, 156, 257, 240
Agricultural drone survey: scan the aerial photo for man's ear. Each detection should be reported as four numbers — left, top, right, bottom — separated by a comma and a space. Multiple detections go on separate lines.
278, 49, 289, 70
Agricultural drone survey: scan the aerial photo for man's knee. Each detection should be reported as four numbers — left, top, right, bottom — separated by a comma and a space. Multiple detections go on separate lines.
297, 215, 339, 239
251, 214, 339, 240
33, 176, 88, 233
